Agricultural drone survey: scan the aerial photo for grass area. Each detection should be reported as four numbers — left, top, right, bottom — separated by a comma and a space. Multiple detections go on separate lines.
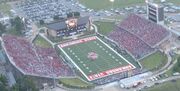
153, 0, 180, 5
0, 3, 11, 15
164, 54, 179, 76
140, 51, 168, 71
104, 15, 124, 20
144, 79, 180, 91
59, 78, 94, 88
78, 0, 144, 10
166, 0, 180, 5
165, 64, 176, 76
6, 27, 22, 36
94, 21, 115, 35
33, 35, 52, 48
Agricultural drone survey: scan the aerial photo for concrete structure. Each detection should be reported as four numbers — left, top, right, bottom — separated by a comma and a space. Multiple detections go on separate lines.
146, 1, 164, 24
119, 72, 152, 88
46, 16, 91, 37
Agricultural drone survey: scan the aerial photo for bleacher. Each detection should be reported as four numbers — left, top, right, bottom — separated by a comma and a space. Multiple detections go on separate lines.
2, 35, 74, 78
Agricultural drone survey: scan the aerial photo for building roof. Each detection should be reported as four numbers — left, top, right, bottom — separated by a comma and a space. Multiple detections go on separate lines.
47, 16, 89, 31
120, 72, 152, 87
169, 14, 180, 22
77, 16, 90, 26
47, 21, 67, 30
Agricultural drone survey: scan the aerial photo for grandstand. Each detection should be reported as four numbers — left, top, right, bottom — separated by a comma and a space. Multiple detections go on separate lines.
119, 14, 170, 47
109, 14, 170, 59
58, 36, 137, 81
109, 27, 155, 59
2, 35, 74, 78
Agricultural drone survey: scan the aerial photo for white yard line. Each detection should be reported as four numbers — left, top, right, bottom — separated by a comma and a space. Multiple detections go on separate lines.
96, 36, 136, 69
58, 45, 91, 81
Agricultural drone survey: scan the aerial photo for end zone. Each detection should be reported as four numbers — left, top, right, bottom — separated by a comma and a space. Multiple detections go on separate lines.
88, 65, 134, 81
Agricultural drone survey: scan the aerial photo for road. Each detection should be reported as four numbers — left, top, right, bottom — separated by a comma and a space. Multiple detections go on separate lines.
136, 75, 180, 91
132, 53, 177, 91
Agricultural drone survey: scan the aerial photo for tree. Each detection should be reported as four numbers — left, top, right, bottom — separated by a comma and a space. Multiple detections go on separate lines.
67, 12, 80, 18
10, 18, 15, 26
11, 76, 38, 91
14, 16, 24, 31
0, 75, 8, 91
0, 75, 8, 86
67, 13, 73, 18
53, 15, 60, 21
0, 23, 6, 35
173, 56, 180, 73
9, 16, 24, 35
0, 83, 8, 91
39, 20, 45, 25
74, 12, 80, 17
178, 56, 180, 66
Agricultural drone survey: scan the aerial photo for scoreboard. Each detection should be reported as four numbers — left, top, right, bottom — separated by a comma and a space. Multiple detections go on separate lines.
66, 18, 78, 29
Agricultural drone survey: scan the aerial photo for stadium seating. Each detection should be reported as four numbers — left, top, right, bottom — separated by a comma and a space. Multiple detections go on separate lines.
119, 14, 169, 47
2, 35, 74, 78
109, 14, 169, 59
109, 27, 154, 59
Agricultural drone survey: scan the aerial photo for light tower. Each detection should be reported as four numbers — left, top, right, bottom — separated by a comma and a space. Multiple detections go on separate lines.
110, 0, 115, 10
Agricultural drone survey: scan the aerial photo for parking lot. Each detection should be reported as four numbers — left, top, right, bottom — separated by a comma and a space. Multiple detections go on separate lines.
14, 0, 90, 22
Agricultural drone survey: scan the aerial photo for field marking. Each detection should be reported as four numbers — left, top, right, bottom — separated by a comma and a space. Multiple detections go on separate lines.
60, 36, 96, 48
96, 36, 136, 69
58, 45, 91, 81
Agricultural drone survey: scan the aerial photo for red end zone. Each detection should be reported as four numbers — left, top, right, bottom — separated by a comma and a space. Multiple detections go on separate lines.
88, 65, 134, 81
59, 36, 96, 48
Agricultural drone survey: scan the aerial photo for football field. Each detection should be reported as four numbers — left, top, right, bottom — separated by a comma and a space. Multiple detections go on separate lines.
58, 36, 136, 81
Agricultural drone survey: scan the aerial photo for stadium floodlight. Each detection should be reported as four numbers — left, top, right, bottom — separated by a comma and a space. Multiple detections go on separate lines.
109, 0, 114, 2
109, 0, 115, 10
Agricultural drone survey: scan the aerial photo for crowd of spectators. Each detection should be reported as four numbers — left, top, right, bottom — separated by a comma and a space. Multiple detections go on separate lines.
119, 14, 169, 47
109, 27, 154, 59
2, 35, 74, 78
109, 14, 169, 59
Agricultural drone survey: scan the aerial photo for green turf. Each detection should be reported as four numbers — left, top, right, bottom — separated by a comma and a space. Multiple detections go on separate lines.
103, 15, 125, 21
164, 54, 179, 76
140, 51, 167, 71
78, 0, 144, 10
7, 27, 22, 36
61, 37, 134, 77
155, 0, 180, 5
167, 0, 180, 4
95, 21, 115, 35
59, 78, 93, 88
144, 79, 180, 91
0, 3, 11, 15
78, 0, 180, 10
33, 35, 52, 48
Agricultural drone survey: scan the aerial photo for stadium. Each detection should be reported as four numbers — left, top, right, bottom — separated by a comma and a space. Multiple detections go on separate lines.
1, 13, 171, 87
